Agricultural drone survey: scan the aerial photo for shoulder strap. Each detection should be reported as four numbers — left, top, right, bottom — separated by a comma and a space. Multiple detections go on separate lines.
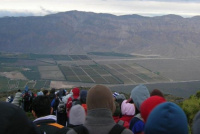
109, 124, 125, 134
117, 120, 125, 126
73, 125, 89, 134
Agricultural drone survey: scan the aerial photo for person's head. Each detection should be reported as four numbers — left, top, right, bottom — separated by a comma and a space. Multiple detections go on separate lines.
150, 89, 164, 98
113, 101, 121, 117
121, 100, 135, 116
69, 104, 86, 126
42, 89, 49, 96
0, 102, 40, 134
140, 96, 166, 122
113, 92, 120, 101
131, 84, 150, 112
86, 85, 115, 113
50, 88, 56, 94
32, 96, 52, 118
72, 87, 80, 99
144, 102, 188, 134
192, 111, 200, 134
37, 91, 44, 96
80, 90, 88, 104
18, 89, 21, 92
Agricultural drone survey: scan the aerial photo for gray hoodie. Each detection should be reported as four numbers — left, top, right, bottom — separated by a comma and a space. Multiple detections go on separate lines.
130, 84, 150, 111
69, 104, 86, 126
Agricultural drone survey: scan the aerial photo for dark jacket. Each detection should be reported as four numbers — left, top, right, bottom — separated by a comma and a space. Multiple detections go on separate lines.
33, 115, 69, 134
67, 108, 133, 134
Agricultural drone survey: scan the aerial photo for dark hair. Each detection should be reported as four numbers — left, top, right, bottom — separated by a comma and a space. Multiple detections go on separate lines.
50, 88, 56, 94
150, 89, 164, 98
32, 96, 51, 117
42, 89, 49, 96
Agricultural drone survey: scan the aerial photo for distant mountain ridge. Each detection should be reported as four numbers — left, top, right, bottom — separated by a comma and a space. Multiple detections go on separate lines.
0, 11, 200, 58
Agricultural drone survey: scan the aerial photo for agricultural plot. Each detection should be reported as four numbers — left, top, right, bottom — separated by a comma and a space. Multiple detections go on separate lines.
18, 80, 28, 89
26, 81, 36, 89
59, 64, 123, 84
21, 66, 41, 80
12, 59, 51, 66
0, 57, 18, 63
0, 66, 22, 72
34, 80, 50, 89
38, 66, 65, 80
53, 55, 72, 61
0, 76, 9, 91
103, 63, 170, 84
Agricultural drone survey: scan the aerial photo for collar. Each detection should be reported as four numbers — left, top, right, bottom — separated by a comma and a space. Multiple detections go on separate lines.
33, 115, 57, 123
85, 108, 115, 125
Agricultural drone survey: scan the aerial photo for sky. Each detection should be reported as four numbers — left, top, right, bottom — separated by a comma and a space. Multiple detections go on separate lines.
0, 0, 200, 17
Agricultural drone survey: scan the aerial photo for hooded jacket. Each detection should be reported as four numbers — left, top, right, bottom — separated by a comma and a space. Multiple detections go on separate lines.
144, 102, 188, 134
66, 87, 80, 111
129, 84, 150, 134
67, 85, 133, 134
130, 84, 150, 111
33, 115, 69, 134
68, 104, 86, 128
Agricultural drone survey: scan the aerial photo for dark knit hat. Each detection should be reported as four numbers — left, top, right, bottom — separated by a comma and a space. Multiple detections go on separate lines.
80, 90, 88, 103
0, 102, 40, 134
145, 102, 188, 134
86, 85, 115, 113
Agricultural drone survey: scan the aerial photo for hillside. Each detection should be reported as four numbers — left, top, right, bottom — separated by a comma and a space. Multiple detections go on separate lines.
0, 11, 200, 58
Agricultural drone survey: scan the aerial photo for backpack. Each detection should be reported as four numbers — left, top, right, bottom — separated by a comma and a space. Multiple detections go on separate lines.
71, 96, 81, 106
73, 124, 125, 134
37, 122, 69, 134
129, 114, 145, 134
57, 97, 66, 114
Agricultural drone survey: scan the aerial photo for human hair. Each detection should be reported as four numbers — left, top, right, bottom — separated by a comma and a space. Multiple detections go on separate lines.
32, 96, 51, 117
150, 89, 164, 98
42, 89, 49, 96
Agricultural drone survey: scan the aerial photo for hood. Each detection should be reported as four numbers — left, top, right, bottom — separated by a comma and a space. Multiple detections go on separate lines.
121, 100, 135, 116
131, 84, 150, 111
69, 105, 86, 125
145, 102, 188, 134
80, 90, 88, 103
72, 87, 80, 99
86, 85, 115, 113
140, 96, 166, 122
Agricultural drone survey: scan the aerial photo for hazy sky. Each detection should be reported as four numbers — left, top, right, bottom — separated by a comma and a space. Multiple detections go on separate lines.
0, 0, 200, 17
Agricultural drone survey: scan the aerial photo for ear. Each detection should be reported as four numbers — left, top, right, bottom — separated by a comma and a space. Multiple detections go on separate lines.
32, 110, 37, 118
50, 107, 53, 115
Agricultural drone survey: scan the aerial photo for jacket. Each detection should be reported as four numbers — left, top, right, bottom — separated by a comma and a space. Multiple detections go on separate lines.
33, 115, 69, 134
67, 108, 133, 134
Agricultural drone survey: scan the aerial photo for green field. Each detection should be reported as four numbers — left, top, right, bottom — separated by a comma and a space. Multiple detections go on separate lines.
0, 53, 171, 91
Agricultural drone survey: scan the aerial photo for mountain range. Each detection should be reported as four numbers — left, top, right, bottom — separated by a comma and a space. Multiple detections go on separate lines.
0, 11, 200, 58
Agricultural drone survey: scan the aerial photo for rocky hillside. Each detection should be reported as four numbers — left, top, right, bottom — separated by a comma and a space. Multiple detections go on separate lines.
0, 11, 200, 58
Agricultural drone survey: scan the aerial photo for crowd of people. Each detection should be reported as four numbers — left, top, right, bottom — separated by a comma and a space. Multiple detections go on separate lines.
1, 84, 200, 134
